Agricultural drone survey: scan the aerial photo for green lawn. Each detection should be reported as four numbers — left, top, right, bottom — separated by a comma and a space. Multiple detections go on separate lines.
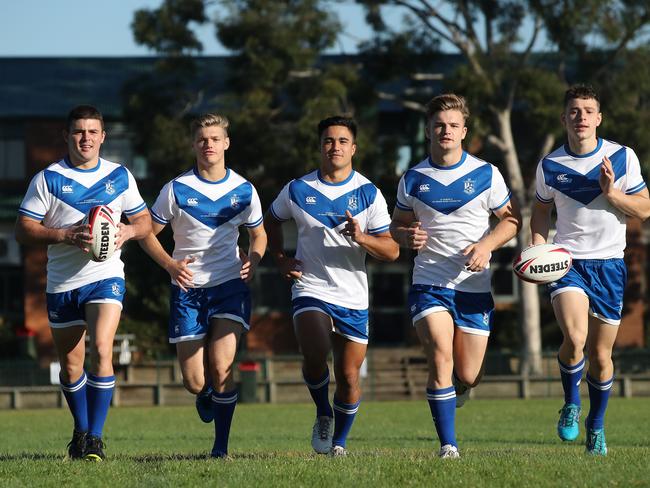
1, 399, 649, 487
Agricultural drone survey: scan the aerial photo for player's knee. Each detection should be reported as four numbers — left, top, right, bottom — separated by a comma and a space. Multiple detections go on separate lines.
182, 377, 205, 395
455, 369, 480, 387
562, 333, 587, 353
59, 364, 84, 384
587, 349, 612, 371
336, 369, 360, 391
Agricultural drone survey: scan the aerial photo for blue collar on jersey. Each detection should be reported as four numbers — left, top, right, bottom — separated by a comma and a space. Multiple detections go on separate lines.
428, 151, 467, 170
317, 169, 355, 186
193, 166, 230, 184
563, 138, 603, 158
63, 156, 102, 172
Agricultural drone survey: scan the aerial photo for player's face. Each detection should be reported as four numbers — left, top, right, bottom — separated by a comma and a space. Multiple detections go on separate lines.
65, 118, 105, 165
320, 125, 356, 171
193, 125, 230, 167
562, 97, 602, 143
427, 110, 467, 153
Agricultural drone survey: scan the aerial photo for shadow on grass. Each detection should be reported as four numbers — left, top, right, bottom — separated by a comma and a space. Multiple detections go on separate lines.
0, 452, 64, 461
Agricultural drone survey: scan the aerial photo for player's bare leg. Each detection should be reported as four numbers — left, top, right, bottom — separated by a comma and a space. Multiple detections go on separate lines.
552, 291, 589, 442
177, 339, 213, 422
294, 311, 334, 453
83, 303, 122, 460
206, 318, 242, 458
416, 312, 459, 458
452, 330, 488, 407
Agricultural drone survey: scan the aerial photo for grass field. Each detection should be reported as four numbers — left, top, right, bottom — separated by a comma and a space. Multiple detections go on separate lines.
1, 398, 649, 487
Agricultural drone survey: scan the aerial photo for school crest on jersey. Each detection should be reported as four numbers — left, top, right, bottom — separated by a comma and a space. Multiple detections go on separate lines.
463, 178, 475, 195
112, 283, 121, 296
347, 195, 358, 211
230, 194, 240, 209
105, 180, 116, 195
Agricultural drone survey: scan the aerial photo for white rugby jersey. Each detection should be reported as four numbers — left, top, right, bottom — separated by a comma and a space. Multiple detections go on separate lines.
151, 167, 263, 288
396, 152, 511, 293
536, 138, 647, 259
19, 158, 147, 293
270, 170, 391, 309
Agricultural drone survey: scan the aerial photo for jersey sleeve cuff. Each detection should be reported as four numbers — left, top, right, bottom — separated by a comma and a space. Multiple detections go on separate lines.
367, 224, 390, 235
244, 216, 263, 228
270, 205, 289, 222
18, 208, 45, 221
124, 201, 147, 216
626, 182, 647, 195
490, 192, 511, 211
395, 200, 412, 211
150, 209, 169, 225
536, 192, 553, 204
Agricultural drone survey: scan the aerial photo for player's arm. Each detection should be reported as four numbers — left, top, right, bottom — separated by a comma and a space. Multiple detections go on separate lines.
463, 197, 522, 272
389, 208, 428, 250
530, 199, 553, 245
115, 209, 152, 249
341, 210, 399, 261
14, 215, 91, 251
263, 211, 302, 280
600, 157, 650, 220
240, 224, 267, 283
138, 222, 194, 291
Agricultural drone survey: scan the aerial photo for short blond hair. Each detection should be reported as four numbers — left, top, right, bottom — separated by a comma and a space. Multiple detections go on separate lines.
190, 113, 230, 137
426, 94, 470, 122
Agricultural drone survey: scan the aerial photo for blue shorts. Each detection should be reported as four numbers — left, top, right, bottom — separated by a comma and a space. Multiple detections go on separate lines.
292, 296, 369, 344
46, 278, 125, 328
169, 278, 251, 343
408, 285, 493, 336
547, 258, 626, 325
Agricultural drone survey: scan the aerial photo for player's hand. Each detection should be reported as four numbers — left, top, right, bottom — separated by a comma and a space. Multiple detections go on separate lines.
405, 221, 428, 250
115, 222, 135, 250
462, 241, 492, 272
340, 210, 366, 244
239, 248, 257, 283
277, 256, 303, 281
165, 256, 195, 292
63, 223, 92, 252
599, 155, 616, 196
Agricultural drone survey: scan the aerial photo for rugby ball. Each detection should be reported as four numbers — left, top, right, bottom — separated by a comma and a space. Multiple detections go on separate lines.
512, 244, 572, 284
83, 205, 118, 262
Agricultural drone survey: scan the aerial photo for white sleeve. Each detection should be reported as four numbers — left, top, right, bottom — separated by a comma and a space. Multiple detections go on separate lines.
535, 160, 553, 203
122, 168, 147, 216
624, 147, 647, 195
244, 184, 264, 228
395, 174, 413, 211
269, 181, 294, 221
488, 165, 512, 211
151, 181, 176, 225
18, 171, 50, 222
367, 187, 391, 235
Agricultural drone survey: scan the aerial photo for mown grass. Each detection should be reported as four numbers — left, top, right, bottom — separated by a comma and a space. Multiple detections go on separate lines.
1, 398, 648, 487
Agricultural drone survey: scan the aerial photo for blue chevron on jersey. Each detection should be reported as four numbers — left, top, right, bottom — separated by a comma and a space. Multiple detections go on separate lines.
542, 146, 627, 205
172, 181, 252, 229
44, 166, 129, 214
403, 164, 492, 215
288, 180, 377, 228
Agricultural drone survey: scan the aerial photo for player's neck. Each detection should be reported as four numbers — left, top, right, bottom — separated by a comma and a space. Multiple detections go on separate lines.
67, 155, 99, 170
429, 146, 463, 167
567, 135, 598, 155
196, 161, 227, 181
319, 164, 353, 183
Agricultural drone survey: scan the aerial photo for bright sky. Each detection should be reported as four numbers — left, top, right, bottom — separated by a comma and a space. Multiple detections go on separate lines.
0, 0, 375, 56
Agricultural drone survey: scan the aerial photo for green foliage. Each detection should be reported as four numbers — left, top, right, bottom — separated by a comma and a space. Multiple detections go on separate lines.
1, 399, 650, 486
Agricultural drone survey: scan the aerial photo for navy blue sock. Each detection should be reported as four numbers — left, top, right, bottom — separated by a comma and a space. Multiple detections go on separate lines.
60, 371, 88, 433
586, 374, 613, 430
304, 368, 333, 418
558, 356, 584, 406
426, 386, 457, 447
332, 396, 360, 448
211, 390, 238, 457
86, 373, 115, 438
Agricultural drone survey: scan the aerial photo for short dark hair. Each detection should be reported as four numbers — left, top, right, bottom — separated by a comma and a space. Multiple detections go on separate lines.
318, 116, 357, 140
564, 84, 600, 109
66, 105, 104, 131
426, 94, 470, 122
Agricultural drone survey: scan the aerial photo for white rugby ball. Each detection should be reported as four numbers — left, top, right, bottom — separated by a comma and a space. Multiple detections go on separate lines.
83, 205, 118, 262
512, 244, 572, 284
